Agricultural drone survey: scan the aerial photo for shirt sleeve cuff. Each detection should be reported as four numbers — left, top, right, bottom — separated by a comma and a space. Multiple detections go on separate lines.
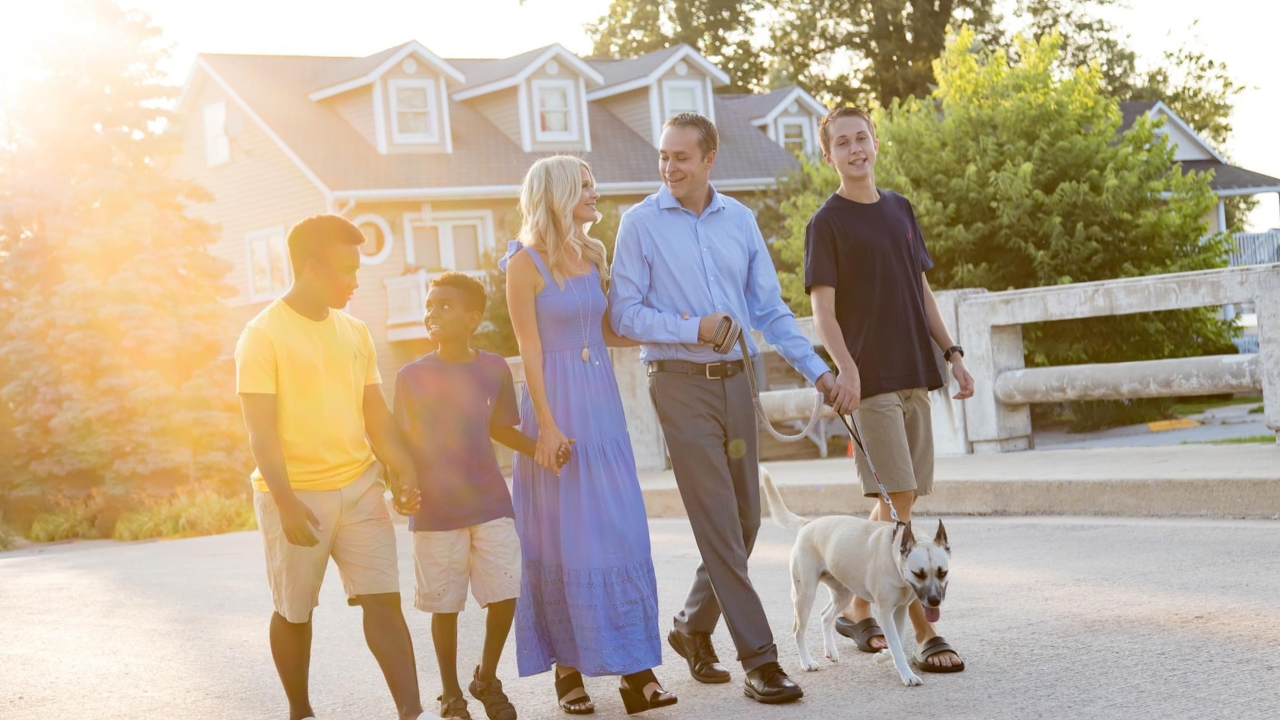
800, 355, 831, 385
678, 316, 701, 345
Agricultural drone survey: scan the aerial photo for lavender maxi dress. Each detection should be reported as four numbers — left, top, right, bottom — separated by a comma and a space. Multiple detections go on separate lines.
499, 241, 662, 677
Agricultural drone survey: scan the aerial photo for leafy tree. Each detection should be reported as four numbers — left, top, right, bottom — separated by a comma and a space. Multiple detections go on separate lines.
0, 1, 249, 495
1013, 0, 1136, 95
587, 0, 767, 93
773, 29, 1236, 427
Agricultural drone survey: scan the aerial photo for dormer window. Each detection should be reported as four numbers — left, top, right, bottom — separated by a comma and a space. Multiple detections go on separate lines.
662, 79, 705, 118
532, 79, 579, 142
778, 117, 814, 155
389, 78, 440, 144
203, 101, 230, 166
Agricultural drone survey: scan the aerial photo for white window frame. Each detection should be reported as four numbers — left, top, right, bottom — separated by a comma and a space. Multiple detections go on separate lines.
388, 78, 440, 144
352, 213, 395, 266
244, 226, 291, 302
777, 116, 814, 155
662, 79, 705, 119
203, 101, 230, 166
403, 210, 495, 276
531, 78, 579, 142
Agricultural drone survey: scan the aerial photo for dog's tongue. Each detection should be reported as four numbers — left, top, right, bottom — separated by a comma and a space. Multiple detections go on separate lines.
924, 606, 941, 623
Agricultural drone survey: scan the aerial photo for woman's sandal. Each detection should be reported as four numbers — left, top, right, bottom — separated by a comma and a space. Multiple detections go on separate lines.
911, 636, 966, 673
618, 669, 677, 715
835, 616, 886, 653
555, 668, 595, 715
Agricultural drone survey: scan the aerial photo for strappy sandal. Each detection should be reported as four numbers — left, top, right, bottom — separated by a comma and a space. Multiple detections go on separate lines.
911, 636, 966, 673
618, 669, 677, 715
555, 668, 595, 715
438, 695, 473, 720
468, 666, 516, 720
835, 616, 885, 653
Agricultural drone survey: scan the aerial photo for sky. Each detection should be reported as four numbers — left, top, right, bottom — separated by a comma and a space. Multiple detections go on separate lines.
1, 0, 1276, 229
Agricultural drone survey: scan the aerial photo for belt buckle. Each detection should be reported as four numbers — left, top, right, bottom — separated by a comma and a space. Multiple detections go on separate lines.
704, 362, 726, 380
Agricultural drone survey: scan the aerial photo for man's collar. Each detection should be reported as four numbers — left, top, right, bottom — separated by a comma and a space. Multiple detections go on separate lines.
657, 183, 725, 214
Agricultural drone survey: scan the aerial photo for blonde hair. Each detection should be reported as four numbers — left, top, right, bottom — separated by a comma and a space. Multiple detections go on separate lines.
517, 155, 609, 288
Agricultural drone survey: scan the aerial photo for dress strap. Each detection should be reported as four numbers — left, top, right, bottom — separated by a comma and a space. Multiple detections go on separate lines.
498, 239, 555, 285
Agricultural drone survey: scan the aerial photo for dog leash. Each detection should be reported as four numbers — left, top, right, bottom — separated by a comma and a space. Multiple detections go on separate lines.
723, 318, 827, 443
835, 412, 905, 528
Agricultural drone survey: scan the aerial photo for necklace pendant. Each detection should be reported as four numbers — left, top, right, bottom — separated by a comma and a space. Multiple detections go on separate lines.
581, 346, 590, 362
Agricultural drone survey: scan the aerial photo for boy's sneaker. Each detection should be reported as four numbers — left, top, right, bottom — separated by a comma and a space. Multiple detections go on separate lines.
468, 666, 517, 720
438, 694, 472, 720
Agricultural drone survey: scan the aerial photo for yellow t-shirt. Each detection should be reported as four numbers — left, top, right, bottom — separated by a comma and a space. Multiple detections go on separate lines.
235, 299, 381, 492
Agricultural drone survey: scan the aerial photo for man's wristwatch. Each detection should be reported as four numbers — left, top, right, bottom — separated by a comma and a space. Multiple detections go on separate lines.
944, 345, 964, 362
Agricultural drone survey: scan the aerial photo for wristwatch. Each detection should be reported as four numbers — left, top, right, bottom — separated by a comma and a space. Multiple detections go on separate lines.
944, 345, 964, 362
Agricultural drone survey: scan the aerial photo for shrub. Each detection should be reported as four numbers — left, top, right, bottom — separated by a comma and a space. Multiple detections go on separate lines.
27, 491, 107, 542
112, 486, 256, 541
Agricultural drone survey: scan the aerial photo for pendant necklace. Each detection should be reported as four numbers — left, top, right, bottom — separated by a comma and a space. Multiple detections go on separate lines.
567, 270, 591, 362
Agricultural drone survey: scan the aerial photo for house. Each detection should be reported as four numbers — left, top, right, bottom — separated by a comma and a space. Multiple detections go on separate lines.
170, 41, 827, 385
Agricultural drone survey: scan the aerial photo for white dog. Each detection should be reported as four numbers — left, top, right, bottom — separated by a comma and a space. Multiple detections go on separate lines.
761, 467, 951, 686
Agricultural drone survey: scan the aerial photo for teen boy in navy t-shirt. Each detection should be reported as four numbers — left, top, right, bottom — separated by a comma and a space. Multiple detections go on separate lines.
394, 272, 569, 720
803, 106, 975, 675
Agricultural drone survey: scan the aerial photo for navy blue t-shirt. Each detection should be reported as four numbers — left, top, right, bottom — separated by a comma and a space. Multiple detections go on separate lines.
393, 351, 519, 532
803, 190, 943, 399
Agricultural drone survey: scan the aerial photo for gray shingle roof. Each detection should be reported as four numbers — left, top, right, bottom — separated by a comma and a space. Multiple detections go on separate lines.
720, 88, 800, 121
585, 45, 686, 89
449, 46, 553, 93
1181, 160, 1280, 193
200, 50, 797, 194
308, 42, 414, 94
1118, 100, 1158, 133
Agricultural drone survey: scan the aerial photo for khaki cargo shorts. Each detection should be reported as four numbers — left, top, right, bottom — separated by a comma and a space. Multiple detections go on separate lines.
852, 387, 935, 498
254, 463, 400, 623
412, 517, 521, 614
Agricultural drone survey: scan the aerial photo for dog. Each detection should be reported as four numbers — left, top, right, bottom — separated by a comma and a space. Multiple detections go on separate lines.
761, 466, 951, 686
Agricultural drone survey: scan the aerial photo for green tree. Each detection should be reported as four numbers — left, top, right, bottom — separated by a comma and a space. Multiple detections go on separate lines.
773, 29, 1235, 426
0, 1, 248, 495
587, 0, 767, 93
1014, 0, 1136, 95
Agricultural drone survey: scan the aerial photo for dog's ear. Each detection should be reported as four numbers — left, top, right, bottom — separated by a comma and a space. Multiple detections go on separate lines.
934, 519, 950, 555
898, 521, 915, 557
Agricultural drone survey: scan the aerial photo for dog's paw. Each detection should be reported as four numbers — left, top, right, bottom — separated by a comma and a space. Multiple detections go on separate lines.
824, 645, 841, 664
873, 649, 892, 665
902, 672, 924, 687
799, 657, 821, 672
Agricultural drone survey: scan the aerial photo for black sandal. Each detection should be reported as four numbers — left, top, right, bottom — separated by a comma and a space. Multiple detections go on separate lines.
911, 636, 966, 673
555, 668, 595, 715
835, 616, 885, 653
619, 669, 677, 715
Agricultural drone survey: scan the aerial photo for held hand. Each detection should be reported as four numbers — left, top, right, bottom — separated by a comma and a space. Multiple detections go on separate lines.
278, 495, 323, 547
822, 370, 861, 415
951, 358, 975, 400
536, 422, 571, 476
391, 481, 422, 516
697, 312, 731, 343
556, 439, 576, 468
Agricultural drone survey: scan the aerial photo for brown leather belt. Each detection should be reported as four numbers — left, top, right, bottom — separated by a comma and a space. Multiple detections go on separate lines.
648, 359, 745, 380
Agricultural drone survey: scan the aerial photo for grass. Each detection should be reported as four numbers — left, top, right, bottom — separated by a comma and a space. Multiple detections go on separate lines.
1171, 395, 1262, 417
1183, 435, 1276, 446
27, 491, 106, 542
1249, 405, 1264, 414
112, 486, 256, 541
0, 522, 14, 551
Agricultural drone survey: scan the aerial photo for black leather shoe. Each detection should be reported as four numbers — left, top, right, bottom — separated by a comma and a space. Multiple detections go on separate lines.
743, 662, 803, 704
667, 629, 731, 684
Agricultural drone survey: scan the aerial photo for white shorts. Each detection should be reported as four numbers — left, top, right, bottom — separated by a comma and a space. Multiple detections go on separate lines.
412, 517, 521, 613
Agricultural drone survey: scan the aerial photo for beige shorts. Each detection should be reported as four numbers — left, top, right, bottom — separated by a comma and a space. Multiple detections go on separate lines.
254, 463, 400, 623
412, 517, 521, 614
853, 388, 935, 499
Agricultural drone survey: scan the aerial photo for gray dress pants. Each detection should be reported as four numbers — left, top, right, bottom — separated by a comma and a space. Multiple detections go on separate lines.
649, 369, 776, 671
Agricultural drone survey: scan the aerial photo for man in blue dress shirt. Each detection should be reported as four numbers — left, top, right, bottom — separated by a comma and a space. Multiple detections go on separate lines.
609, 113, 836, 705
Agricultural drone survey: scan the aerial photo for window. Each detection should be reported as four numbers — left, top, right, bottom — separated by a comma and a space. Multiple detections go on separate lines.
203, 101, 230, 166
353, 214, 394, 265
407, 215, 490, 274
662, 80, 704, 118
388, 79, 439, 144
778, 117, 813, 155
531, 79, 579, 142
245, 227, 290, 301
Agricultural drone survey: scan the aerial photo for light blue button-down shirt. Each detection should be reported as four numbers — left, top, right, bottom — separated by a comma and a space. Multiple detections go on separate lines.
607, 185, 830, 384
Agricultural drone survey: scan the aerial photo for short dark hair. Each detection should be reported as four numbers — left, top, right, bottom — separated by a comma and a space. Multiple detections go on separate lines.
428, 271, 487, 315
818, 106, 876, 155
662, 112, 719, 157
286, 214, 366, 272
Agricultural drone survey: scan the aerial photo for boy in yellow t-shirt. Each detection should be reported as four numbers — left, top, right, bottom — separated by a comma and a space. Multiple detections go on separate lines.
235, 214, 433, 720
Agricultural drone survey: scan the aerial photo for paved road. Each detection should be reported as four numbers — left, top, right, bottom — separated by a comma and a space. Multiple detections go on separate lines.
4, 516, 1279, 719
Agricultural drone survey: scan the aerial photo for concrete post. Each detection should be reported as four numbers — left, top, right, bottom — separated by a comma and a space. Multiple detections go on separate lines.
930, 290, 975, 456
1255, 270, 1280, 445
609, 347, 669, 470
958, 296, 1033, 454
